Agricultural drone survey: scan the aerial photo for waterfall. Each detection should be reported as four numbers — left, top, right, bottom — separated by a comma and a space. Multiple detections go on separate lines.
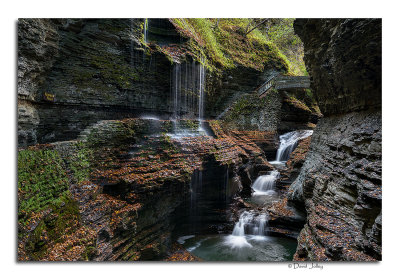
173, 63, 181, 122
274, 130, 313, 162
143, 18, 148, 44
188, 170, 203, 233
130, 19, 136, 68
198, 58, 205, 128
168, 60, 209, 138
251, 170, 280, 196
190, 170, 202, 211
226, 211, 269, 248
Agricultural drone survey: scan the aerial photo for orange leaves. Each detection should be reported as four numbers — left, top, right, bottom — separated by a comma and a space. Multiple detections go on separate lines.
268, 197, 295, 217
164, 243, 200, 262
46, 226, 97, 261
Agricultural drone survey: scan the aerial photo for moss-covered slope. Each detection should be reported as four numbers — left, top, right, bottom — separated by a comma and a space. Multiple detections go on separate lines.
168, 18, 290, 73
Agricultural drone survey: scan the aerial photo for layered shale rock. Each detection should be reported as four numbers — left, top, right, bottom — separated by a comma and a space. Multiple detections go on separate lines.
288, 19, 382, 261
18, 118, 272, 261
280, 135, 312, 184
294, 19, 381, 115
17, 19, 175, 147
18, 19, 290, 149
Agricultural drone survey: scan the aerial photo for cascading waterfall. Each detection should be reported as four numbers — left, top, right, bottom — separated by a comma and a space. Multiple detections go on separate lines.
252, 170, 280, 196
273, 130, 313, 162
225, 211, 269, 248
223, 131, 314, 249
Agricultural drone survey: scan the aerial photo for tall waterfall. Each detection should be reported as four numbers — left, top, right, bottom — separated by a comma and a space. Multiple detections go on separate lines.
274, 130, 313, 162
172, 63, 181, 123
143, 18, 148, 44
225, 211, 269, 248
169, 59, 208, 137
198, 58, 205, 126
252, 170, 280, 196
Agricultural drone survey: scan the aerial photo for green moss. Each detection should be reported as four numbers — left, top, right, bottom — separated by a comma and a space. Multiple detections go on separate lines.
65, 35, 141, 92
67, 142, 93, 184
224, 92, 273, 123
24, 193, 82, 260
18, 148, 70, 225
286, 96, 312, 112
85, 121, 136, 148
169, 18, 290, 73
18, 146, 97, 260
267, 18, 307, 76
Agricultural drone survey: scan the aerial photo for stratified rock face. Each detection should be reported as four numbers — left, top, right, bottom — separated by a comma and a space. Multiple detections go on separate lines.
281, 135, 312, 184
18, 19, 285, 148
18, 19, 165, 147
289, 19, 382, 261
294, 19, 382, 116
17, 19, 203, 147
18, 118, 272, 261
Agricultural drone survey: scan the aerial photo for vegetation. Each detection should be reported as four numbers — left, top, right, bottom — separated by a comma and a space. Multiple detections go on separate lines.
266, 18, 307, 76
223, 91, 276, 124
169, 18, 290, 73
66, 142, 93, 184
18, 148, 70, 225
18, 146, 96, 261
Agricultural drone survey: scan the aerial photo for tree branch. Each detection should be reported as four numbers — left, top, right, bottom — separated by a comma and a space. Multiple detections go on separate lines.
246, 19, 269, 35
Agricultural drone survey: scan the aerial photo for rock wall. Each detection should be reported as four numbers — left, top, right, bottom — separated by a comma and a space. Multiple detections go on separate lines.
18, 19, 169, 147
18, 19, 215, 147
289, 19, 382, 261
18, 118, 272, 261
18, 18, 286, 148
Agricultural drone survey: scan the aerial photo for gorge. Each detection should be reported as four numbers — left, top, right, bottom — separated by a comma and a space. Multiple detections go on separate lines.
17, 18, 381, 262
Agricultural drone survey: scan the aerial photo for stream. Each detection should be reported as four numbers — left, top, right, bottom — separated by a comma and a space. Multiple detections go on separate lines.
173, 130, 312, 261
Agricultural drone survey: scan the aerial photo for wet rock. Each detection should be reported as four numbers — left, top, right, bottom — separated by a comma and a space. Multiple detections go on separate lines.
294, 19, 381, 116
280, 136, 312, 184
289, 19, 381, 261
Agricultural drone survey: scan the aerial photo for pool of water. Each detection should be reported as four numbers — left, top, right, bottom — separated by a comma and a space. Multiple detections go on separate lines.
178, 234, 297, 261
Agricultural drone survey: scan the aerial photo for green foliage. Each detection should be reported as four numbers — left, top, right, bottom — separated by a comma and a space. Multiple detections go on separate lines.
85, 121, 136, 148
24, 193, 82, 260
169, 18, 290, 73
224, 92, 272, 123
267, 19, 307, 76
18, 146, 97, 260
67, 142, 93, 184
18, 148, 70, 224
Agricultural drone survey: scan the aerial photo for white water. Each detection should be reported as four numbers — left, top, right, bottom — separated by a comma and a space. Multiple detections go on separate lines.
177, 235, 195, 245
168, 60, 209, 138
198, 58, 205, 126
271, 130, 313, 163
140, 115, 159, 120
143, 18, 148, 44
225, 211, 269, 248
251, 170, 280, 196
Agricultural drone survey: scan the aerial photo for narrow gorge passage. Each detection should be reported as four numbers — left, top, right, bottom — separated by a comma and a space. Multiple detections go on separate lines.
17, 18, 381, 262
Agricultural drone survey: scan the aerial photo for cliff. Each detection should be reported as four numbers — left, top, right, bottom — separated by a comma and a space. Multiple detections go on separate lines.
18, 18, 291, 149
288, 19, 382, 261
17, 119, 272, 260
